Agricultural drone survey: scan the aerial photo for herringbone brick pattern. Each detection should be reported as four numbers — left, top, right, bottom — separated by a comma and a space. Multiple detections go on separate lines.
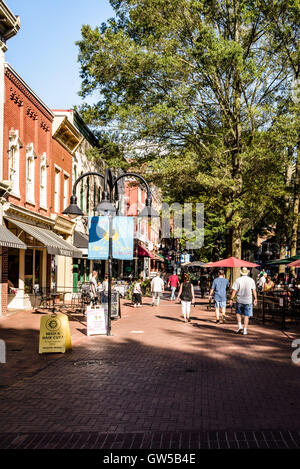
0, 293, 299, 449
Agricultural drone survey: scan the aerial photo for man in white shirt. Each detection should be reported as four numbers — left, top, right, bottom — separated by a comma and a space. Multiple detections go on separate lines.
151, 272, 165, 306
229, 267, 257, 335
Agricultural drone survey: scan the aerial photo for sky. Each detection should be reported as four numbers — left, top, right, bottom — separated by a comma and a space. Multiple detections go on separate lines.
5, 0, 115, 109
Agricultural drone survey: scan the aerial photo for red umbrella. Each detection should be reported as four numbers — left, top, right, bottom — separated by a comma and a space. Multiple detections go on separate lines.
287, 259, 300, 267
206, 256, 259, 267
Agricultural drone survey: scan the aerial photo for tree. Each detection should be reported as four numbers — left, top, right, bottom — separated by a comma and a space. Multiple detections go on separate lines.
76, 0, 295, 272
258, 0, 300, 266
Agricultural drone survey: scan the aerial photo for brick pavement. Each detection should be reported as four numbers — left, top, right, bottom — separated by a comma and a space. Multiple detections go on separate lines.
0, 293, 299, 449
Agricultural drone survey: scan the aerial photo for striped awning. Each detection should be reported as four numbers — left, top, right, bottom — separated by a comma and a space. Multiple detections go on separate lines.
5, 218, 82, 258
74, 230, 89, 249
0, 224, 27, 249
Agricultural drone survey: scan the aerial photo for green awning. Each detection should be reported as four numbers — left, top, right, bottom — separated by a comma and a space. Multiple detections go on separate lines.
266, 255, 300, 265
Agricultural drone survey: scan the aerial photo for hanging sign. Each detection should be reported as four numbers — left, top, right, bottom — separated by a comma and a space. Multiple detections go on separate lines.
112, 216, 134, 260
88, 216, 134, 260
39, 313, 72, 354
88, 216, 109, 260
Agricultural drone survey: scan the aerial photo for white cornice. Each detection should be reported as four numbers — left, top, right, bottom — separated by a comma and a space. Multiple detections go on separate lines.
0, 1, 20, 41
4, 203, 55, 228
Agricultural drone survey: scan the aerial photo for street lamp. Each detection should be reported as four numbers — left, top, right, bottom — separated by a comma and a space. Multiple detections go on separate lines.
63, 168, 158, 336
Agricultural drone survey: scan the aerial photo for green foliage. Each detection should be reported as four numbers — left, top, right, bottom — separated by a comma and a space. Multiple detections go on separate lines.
76, 0, 300, 256
125, 278, 152, 300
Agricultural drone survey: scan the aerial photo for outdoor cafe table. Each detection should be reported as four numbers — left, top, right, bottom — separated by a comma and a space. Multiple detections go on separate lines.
50, 290, 69, 312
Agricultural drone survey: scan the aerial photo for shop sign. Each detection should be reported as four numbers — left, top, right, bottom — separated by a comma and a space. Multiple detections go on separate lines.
39, 313, 72, 354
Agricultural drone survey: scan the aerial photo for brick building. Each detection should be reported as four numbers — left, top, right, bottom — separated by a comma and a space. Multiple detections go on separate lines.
1, 64, 80, 314
0, 1, 20, 316
124, 180, 162, 278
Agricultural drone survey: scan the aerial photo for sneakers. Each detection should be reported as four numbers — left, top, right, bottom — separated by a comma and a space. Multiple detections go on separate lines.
216, 319, 220, 324
236, 327, 243, 334
222, 315, 226, 323
133, 304, 137, 308
243, 329, 248, 335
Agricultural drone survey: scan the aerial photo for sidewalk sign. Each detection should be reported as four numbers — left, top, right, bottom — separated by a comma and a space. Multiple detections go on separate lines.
39, 313, 72, 354
100, 291, 120, 318
86, 305, 107, 336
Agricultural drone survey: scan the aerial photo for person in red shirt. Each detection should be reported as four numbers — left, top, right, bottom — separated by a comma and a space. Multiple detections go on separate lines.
168, 272, 180, 300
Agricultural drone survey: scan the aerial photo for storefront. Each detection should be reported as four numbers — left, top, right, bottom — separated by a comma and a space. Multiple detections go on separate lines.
4, 215, 81, 310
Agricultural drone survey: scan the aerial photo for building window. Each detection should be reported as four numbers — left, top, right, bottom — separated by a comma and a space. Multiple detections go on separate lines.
40, 153, 47, 208
26, 143, 36, 204
54, 168, 61, 213
63, 175, 69, 210
8, 129, 21, 197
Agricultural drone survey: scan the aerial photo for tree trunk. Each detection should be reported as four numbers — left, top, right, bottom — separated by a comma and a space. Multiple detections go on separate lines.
232, 225, 242, 284
290, 143, 300, 273
279, 244, 286, 275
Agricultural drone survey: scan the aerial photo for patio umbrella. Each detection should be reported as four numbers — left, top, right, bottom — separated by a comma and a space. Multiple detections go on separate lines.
206, 256, 259, 268
287, 259, 300, 267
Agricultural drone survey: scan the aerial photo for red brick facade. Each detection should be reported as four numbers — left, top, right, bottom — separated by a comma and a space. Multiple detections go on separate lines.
3, 66, 72, 217
1, 65, 73, 315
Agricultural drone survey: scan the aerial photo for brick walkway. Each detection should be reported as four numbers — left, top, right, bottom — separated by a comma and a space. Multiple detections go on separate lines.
0, 293, 299, 449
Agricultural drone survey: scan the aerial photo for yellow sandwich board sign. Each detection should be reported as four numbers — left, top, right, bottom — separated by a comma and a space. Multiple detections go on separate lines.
39, 313, 72, 354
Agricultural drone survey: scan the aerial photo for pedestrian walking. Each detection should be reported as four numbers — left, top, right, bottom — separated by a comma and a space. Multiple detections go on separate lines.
102, 275, 109, 293
132, 278, 143, 307
177, 273, 195, 322
168, 271, 180, 300
229, 267, 257, 335
198, 270, 209, 298
89, 270, 98, 305
209, 269, 229, 324
151, 272, 165, 306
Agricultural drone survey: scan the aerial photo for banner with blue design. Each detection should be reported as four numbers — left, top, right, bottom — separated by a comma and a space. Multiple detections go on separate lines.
88, 216, 134, 260
112, 216, 134, 260
88, 216, 109, 260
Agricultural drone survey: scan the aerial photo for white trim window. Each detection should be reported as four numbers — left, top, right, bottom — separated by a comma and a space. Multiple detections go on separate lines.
40, 153, 47, 209
63, 174, 69, 210
8, 129, 21, 197
54, 167, 61, 213
26, 143, 36, 204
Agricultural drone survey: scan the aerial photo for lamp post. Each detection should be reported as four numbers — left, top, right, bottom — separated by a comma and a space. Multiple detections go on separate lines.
63, 168, 158, 336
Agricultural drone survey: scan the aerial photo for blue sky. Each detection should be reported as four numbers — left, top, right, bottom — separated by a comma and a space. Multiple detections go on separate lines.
5, 0, 115, 109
